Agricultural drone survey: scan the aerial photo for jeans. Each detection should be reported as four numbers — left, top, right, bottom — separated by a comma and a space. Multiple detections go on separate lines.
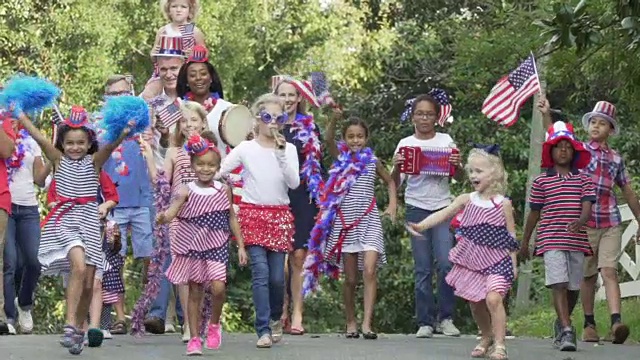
0, 209, 8, 322
247, 245, 285, 337
147, 253, 183, 323
2, 204, 41, 321
405, 204, 455, 327
110, 207, 154, 259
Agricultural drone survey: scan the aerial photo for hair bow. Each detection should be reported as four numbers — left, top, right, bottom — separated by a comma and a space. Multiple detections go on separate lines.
400, 98, 416, 122
470, 143, 501, 155
184, 134, 218, 156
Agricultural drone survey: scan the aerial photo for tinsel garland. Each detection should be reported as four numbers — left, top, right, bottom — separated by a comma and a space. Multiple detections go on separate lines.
291, 113, 323, 203
302, 142, 375, 297
6, 128, 29, 184
183, 92, 219, 113
130, 170, 171, 337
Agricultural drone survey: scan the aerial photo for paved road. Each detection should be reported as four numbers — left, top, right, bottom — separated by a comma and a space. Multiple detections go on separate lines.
3, 333, 638, 359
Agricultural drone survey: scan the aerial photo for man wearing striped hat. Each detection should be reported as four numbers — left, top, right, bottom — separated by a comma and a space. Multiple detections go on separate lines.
538, 98, 640, 345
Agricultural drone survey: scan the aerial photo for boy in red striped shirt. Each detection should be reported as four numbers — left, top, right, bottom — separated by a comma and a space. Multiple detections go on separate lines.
520, 121, 595, 352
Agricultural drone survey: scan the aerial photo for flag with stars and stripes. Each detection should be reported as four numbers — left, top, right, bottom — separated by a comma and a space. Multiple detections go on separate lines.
428, 88, 453, 126
481, 54, 540, 127
156, 98, 182, 129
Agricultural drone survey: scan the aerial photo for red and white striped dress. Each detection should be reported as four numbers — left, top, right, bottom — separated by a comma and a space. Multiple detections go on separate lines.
445, 193, 519, 302
165, 180, 231, 284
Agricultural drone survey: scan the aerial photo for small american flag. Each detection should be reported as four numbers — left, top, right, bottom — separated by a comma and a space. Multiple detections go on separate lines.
156, 98, 182, 129
428, 88, 452, 126
481, 54, 540, 127
310, 71, 334, 107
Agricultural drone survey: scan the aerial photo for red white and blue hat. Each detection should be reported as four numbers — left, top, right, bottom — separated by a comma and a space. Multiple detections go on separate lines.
271, 75, 320, 108
187, 45, 209, 63
542, 121, 590, 169
155, 36, 185, 58
581, 101, 619, 135
64, 105, 90, 128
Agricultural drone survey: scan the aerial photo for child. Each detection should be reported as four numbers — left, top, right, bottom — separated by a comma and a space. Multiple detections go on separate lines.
314, 112, 397, 339
538, 99, 640, 344
220, 93, 299, 348
16, 106, 132, 354
145, 0, 206, 96
407, 144, 519, 360
154, 133, 247, 356
0, 109, 16, 335
520, 121, 595, 351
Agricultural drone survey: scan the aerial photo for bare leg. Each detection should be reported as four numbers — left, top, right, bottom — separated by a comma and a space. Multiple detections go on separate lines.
187, 282, 204, 339
209, 281, 226, 325
89, 278, 103, 328
290, 248, 306, 330
469, 300, 493, 357
600, 268, 621, 314
551, 284, 571, 328
66, 247, 88, 328
281, 254, 290, 324
485, 291, 507, 347
343, 254, 359, 333
361, 251, 378, 334
580, 274, 598, 320
179, 284, 190, 331
114, 265, 126, 323
75, 265, 96, 329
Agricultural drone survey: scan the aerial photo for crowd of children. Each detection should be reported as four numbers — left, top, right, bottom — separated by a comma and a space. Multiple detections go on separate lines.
1, 1, 640, 360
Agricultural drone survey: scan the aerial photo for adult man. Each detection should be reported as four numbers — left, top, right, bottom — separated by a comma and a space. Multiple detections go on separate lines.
391, 93, 463, 338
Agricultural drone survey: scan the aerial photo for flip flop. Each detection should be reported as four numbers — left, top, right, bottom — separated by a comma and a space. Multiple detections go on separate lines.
290, 327, 305, 335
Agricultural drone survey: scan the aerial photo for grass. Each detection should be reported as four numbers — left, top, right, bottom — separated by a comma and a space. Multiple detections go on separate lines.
509, 298, 640, 343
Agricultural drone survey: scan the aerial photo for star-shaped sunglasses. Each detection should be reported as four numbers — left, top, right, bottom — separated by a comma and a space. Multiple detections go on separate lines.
258, 111, 289, 125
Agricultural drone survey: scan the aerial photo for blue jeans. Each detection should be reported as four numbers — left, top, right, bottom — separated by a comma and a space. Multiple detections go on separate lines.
110, 207, 153, 259
3, 204, 41, 320
405, 204, 455, 327
247, 245, 285, 337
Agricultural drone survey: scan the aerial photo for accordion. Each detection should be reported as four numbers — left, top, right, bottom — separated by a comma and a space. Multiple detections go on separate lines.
398, 146, 459, 177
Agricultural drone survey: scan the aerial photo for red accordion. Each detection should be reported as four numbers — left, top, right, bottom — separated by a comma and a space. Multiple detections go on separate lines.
398, 146, 459, 177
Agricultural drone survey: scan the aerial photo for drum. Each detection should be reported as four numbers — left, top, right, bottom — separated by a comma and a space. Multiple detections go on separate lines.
398, 146, 459, 177
218, 104, 254, 148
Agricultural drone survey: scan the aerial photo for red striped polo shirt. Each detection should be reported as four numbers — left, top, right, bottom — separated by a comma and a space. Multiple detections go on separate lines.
529, 169, 596, 256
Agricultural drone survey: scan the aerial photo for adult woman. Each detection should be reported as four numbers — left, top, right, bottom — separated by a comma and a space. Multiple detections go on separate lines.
272, 76, 323, 334
3, 119, 48, 334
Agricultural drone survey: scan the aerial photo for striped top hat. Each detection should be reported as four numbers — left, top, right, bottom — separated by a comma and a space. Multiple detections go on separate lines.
65, 105, 90, 128
187, 45, 209, 63
581, 101, 619, 136
156, 36, 185, 58
542, 121, 591, 169
271, 75, 320, 108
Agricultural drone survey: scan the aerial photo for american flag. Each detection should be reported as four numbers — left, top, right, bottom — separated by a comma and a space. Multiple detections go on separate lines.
481, 54, 540, 127
310, 71, 334, 107
156, 98, 182, 129
428, 88, 452, 126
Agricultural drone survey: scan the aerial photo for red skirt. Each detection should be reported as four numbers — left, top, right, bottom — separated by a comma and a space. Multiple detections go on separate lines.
238, 203, 294, 252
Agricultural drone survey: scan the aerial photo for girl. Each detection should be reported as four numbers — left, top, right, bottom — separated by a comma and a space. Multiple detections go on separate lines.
16, 106, 132, 355
220, 93, 299, 348
407, 145, 518, 360
273, 77, 323, 335
144, 0, 206, 96
3, 119, 48, 335
308, 114, 397, 339
153, 133, 247, 356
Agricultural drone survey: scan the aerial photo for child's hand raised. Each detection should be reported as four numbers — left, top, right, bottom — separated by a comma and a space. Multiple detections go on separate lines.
238, 247, 248, 266
537, 97, 550, 115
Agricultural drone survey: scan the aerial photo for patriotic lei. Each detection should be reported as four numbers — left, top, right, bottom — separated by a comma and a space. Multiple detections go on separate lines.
291, 113, 323, 203
183, 91, 219, 113
302, 142, 376, 297
6, 129, 30, 184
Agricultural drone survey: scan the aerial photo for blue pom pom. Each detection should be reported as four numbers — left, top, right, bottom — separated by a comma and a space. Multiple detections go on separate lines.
0, 75, 60, 117
99, 96, 150, 143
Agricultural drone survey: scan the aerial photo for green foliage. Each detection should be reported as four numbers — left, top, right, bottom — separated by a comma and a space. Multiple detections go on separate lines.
4, 0, 640, 334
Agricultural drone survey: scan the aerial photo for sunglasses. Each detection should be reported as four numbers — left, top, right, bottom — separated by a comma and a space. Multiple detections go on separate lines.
259, 111, 288, 124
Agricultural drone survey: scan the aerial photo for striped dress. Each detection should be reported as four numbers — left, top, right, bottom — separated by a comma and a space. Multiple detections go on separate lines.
445, 193, 519, 302
170, 148, 197, 240
324, 161, 386, 270
165, 181, 231, 284
39, 156, 104, 276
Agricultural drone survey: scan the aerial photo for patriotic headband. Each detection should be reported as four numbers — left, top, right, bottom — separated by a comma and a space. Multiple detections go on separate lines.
184, 134, 219, 157
271, 75, 320, 108
470, 143, 500, 156
400, 88, 453, 126
187, 45, 209, 63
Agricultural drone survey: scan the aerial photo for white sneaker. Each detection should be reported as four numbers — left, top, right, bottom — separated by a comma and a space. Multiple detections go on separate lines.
182, 325, 190, 343
416, 325, 434, 338
7, 323, 17, 335
102, 329, 113, 339
165, 324, 176, 333
15, 298, 34, 334
439, 319, 460, 337
270, 320, 283, 343
256, 334, 272, 348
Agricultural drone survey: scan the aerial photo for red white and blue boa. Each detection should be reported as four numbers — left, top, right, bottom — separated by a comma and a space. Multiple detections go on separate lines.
291, 113, 323, 202
302, 142, 376, 297
6, 128, 29, 184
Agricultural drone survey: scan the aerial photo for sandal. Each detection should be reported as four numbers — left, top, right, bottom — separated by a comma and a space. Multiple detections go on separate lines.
489, 344, 508, 360
110, 320, 127, 335
471, 339, 494, 358
344, 331, 360, 339
290, 326, 305, 335
363, 332, 378, 340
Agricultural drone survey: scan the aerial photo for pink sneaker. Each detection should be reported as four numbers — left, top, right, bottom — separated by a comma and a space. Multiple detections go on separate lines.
206, 323, 222, 349
186, 337, 203, 356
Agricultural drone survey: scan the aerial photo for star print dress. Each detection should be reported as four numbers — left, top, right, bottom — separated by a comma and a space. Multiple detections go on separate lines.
445, 192, 519, 302
165, 180, 231, 284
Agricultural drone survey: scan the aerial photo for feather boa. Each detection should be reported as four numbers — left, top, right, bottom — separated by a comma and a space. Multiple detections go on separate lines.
130, 170, 171, 337
292, 113, 323, 203
183, 92, 219, 113
302, 142, 376, 297
0, 75, 60, 116
6, 129, 30, 184
99, 96, 150, 143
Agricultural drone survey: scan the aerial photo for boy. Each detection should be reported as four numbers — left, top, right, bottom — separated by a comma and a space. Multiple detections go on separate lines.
520, 121, 595, 351
539, 99, 640, 344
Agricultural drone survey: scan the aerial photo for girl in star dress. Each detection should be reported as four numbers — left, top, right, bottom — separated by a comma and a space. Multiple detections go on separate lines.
15, 106, 134, 355
407, 144, 518, 360
153, 133, 247, 356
